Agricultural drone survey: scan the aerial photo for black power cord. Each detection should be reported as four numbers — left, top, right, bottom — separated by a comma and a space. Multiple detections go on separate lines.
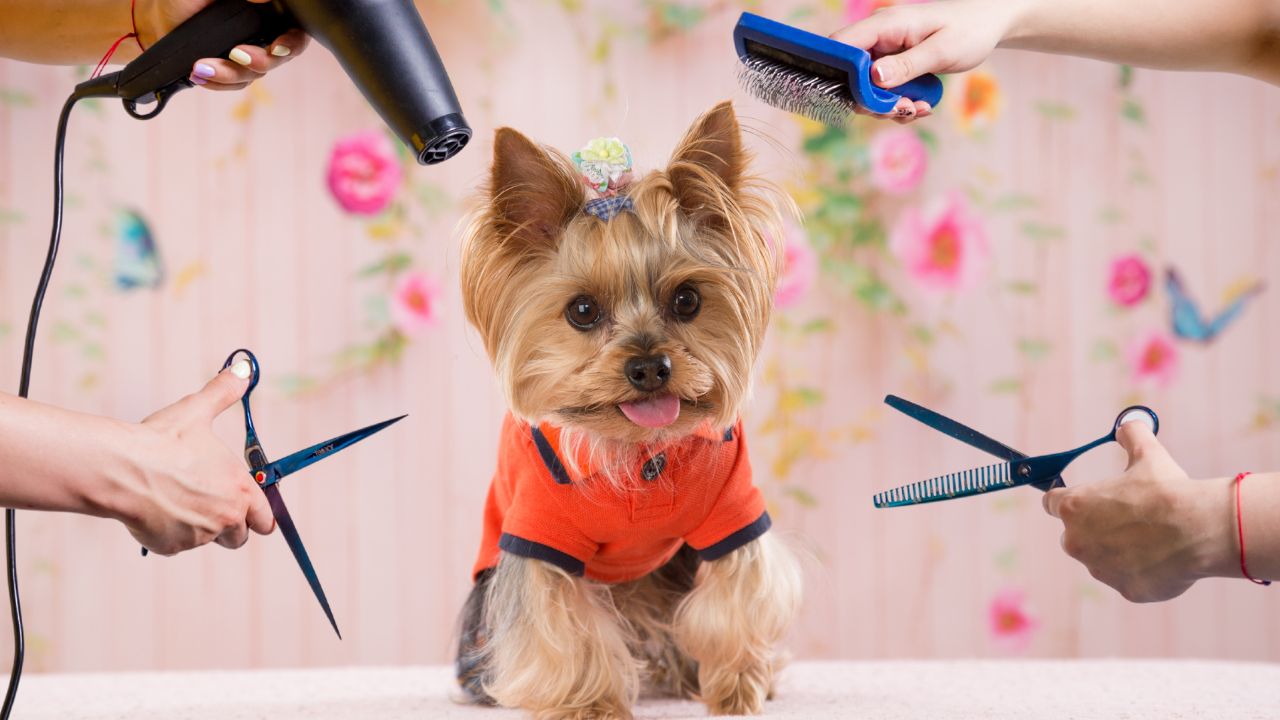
3, 75, 120, 720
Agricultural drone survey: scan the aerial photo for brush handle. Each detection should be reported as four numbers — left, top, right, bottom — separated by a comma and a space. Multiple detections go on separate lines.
888, 74, 944, 109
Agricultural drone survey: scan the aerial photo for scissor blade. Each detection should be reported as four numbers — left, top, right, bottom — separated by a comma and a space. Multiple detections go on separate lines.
262, 415, 407, 486
883, 395, 1060, 491
265, 484, 341, 638
873, 460, 1018, 508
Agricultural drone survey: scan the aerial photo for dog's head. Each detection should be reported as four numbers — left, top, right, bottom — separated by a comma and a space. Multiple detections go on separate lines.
461, 102, 784, 446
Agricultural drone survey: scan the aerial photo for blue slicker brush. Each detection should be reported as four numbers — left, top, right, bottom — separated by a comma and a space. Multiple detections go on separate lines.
734, 12, 944, 125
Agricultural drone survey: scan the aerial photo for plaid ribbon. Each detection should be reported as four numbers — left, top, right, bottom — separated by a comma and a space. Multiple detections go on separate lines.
583, 195, 635, 222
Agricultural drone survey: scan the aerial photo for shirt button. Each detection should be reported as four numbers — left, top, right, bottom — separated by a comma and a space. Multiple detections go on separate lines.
641, 452, 667, 481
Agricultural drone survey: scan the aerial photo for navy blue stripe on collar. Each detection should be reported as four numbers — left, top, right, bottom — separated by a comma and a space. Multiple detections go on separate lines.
530, 426, 573, 485
723, 426, 734, 442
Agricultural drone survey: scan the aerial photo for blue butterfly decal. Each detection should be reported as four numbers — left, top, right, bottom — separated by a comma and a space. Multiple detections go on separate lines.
114, 208, 163, 291
1166, 268, 1264, 344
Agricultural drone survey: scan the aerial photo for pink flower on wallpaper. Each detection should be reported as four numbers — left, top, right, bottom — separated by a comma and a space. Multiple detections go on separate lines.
1107, 254, 1152, 307
1128, 331, 1179, 388
775, 220, 818, 309
844, 0, 922, 21
326, 130, 404, 215
868, 127, 928, 195
890, 192, 990, 293
391, 271, 440, 335
988, 588, 1038, 652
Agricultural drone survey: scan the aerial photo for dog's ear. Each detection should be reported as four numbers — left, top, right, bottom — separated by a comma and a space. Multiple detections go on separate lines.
667, 101, 745, 218
489, 128, 582, 248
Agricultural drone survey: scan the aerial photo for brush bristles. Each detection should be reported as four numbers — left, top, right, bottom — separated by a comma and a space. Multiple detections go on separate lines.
736, 54, 856, 128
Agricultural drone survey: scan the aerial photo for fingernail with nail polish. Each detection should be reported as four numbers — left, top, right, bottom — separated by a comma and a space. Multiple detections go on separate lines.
229, 48, 252, 66
230, 360, 251, 379
875, 65, 890, 84
189, 76, 207, 86
194, 63, 216, 79
270, 45, 291, 57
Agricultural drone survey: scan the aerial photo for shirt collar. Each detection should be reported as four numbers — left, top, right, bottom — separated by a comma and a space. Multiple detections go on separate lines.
529, 419, 732, 484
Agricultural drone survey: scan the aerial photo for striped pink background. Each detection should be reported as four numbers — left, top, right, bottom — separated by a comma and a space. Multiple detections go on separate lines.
0, 1, 1276, 672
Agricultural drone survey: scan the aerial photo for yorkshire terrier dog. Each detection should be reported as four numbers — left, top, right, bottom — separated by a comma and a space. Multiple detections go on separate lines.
456, 101, 801, 719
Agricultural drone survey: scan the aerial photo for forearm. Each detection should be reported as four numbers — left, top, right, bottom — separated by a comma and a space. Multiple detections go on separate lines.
0, 0, 142, 64
1003, 0, 1280, 83
0, 392, 140, 520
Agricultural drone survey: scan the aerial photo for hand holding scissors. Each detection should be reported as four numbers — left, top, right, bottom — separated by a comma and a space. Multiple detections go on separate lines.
874, 396, 1159, 507
143, 349, 406, 637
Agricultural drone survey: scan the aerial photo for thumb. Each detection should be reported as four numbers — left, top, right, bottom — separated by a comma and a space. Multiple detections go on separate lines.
870, 41, 943, 88
1115, 417, 1170, 471
182, 360, 252, 422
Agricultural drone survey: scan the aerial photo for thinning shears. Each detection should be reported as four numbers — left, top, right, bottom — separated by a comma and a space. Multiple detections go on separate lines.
146, 349, 406, 638
873, 395, 1158, 508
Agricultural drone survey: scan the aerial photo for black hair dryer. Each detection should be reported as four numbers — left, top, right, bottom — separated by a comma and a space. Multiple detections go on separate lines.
87, 0, 470, 165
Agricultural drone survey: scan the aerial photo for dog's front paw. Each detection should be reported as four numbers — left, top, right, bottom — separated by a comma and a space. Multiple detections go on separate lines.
700, 664, 770, 716
534, 704, 633, 720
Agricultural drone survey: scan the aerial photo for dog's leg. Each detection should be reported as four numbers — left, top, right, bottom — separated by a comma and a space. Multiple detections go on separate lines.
673, 534, 801, 715
482, 555, 639, 720
610, 545, 701, 699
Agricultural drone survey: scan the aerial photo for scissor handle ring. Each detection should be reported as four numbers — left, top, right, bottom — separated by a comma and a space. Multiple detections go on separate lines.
222, 348, 260, 393
1113, 405, 1159, 437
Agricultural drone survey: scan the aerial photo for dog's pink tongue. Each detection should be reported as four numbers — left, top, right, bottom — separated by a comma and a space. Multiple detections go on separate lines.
619, 394, 681, 428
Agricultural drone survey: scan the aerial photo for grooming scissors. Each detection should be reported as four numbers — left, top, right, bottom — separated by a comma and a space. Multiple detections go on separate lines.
873, 395, 1158, 509
144, 349, 406, 637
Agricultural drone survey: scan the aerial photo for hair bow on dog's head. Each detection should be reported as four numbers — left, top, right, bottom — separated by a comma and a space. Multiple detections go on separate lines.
573, 137, 635, 221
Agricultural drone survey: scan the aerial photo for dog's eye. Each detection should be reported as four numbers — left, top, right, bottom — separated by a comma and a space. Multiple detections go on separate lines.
671, 285, 701, 321
565, 295, 602, 330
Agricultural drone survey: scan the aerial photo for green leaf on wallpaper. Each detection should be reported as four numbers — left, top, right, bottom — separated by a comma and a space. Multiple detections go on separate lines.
0, 323, 9, 341
1034, 100, 1076, 121
1019, 221, 1065, 242
1097, 205, 1125, 224
277, 373, 320, 398
52, 322, 79, 343
1128, 165, 1152, 186
486, 0, 505, 13
851, 218, 885, 247
0, 208, 22, 225
1121, 98, 1145, 125
800, 317, 834, 334
415, 182, 453, 217
63, 284, 86, 300
363, 294, 391, 328
1118, 64, 1135, 89
780, 387, 824, 411
591, 36, 611, 63
914, 127, 938, 152
0, 89, 33, 107
1091, 338, 1119, 362
989, 377, 1023, 395
83, 311, 106, 328
1138, 235, 1157, 253
801, 125, 850, 156
657, 3, 707, 31
1005, 280, 1038, 296
909, 324, 935, 346
1017, 337, 1052, 361
81, 342, 104, 361
783, 486, 819, 508
358, 252, 412, 278
994, 546, 1019, 573
991, 193, 1037, 212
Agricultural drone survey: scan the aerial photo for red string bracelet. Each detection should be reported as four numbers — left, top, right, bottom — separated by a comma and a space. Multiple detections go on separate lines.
1235, 472, 1272, 586
91, 0, 144, 79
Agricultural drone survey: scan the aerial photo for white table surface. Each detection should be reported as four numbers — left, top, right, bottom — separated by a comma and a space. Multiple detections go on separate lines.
16, 660, 1280, 719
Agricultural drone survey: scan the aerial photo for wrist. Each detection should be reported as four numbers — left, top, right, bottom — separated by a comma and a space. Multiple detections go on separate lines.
999, 0, 1051, 49
80, 420, 159, 526
1185, 476, 1240, 579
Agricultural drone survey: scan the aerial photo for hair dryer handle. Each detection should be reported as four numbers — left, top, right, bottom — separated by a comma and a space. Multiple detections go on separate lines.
113, 0, 297, 115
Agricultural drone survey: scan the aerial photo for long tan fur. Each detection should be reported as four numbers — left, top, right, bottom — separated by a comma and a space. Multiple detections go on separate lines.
673, 534, 801, 715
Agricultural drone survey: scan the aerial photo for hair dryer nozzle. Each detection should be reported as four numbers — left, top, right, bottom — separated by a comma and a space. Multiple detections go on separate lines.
290, 0, 471, 166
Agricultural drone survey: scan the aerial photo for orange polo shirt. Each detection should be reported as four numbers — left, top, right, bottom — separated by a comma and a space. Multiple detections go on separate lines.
472, 413, 770, 584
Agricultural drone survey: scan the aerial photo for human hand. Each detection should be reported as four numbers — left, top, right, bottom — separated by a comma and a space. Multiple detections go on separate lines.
134, 0, 309, 91
117, 361, 275, 555
830, 0, 1028, 122
1043, 420, 1236, 602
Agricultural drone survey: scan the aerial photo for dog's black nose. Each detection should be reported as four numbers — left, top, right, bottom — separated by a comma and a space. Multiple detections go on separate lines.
625, 354, 671, 391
